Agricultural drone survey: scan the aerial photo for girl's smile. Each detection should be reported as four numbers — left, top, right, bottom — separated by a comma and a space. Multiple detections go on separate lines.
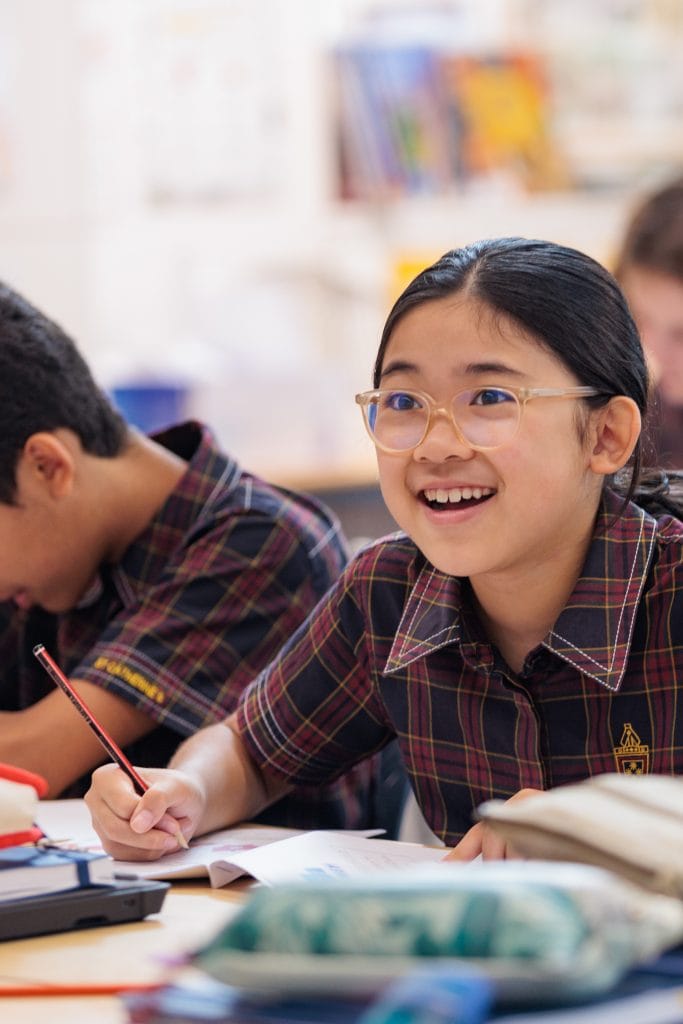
418, 482, 497, 523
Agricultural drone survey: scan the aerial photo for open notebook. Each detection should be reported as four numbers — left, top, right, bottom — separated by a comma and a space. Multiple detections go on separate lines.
35, 800, 446, 888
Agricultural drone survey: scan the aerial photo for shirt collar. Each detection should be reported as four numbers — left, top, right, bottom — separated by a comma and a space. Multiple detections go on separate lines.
385, 489, 658, 690
93, 422, 239, 607
544, 490, 658, 690
385, 561, 465, 673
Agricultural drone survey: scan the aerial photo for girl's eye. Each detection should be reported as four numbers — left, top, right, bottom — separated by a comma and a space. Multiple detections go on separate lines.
471, 387, 515, 406
385, 391, 421, 412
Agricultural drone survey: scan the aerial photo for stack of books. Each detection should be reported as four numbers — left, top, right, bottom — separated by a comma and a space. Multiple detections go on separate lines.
0, 761, 169, 940
332, 45, 566, 200
0, 844, 118, 901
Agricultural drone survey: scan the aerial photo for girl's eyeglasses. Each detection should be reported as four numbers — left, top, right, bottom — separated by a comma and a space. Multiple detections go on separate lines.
355, 385, 602, 454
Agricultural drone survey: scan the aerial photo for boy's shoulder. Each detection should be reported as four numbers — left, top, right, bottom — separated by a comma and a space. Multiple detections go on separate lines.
238, 476, 348, 559
173, 424, 339, 540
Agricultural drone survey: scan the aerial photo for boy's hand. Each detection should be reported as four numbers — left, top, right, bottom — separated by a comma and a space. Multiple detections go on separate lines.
443, 787, 543, 862
84, 763, 203, 861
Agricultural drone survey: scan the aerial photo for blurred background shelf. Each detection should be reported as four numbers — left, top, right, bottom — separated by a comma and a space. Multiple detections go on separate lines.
0, 0, 681, 532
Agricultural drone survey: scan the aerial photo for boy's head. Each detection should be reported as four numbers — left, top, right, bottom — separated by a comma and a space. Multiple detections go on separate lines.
0, 281, 127, 504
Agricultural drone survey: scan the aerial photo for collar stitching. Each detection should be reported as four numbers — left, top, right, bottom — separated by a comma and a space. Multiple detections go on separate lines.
386, 624, 457, 671
541, 653, 621, 692
394, 564, 441, 662
546, 511, 655, 681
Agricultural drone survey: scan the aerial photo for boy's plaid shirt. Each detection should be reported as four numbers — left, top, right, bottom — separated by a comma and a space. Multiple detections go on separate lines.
0, 422, 381, 830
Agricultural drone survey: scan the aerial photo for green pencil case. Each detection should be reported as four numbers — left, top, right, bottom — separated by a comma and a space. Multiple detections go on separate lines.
194, 861, 683, 1004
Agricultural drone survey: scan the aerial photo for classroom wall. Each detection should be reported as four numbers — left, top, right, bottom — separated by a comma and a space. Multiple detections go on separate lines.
0, 0, 682, 522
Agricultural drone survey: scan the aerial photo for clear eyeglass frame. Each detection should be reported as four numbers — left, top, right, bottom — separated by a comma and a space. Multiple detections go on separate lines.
354, 385, 602, 454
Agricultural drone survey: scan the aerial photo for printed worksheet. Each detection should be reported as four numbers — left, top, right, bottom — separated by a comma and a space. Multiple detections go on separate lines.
220, 829, 447, 885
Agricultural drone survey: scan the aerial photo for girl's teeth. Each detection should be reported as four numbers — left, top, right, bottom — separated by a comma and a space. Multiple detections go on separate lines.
423, 486, 493, 504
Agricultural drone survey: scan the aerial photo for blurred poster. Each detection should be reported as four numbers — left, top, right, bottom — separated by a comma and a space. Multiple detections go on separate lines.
80, 0, 288, 204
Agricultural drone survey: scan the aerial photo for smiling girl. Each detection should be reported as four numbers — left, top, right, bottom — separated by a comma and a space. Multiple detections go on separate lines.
85, 238, 683, 861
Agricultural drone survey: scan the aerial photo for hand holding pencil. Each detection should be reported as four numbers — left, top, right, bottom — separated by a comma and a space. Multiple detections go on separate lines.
33, 644, 190, 854
85, 761, 206, 862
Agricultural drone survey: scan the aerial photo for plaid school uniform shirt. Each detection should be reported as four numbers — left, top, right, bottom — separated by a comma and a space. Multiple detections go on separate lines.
0, 422, 377, 828
235, 488, 683, 846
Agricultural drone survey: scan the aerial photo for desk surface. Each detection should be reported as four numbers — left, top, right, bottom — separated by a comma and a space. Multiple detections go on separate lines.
0, 880, 248, 1023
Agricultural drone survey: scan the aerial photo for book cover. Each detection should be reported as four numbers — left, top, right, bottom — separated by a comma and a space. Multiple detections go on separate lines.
333, 45, 451, 201
439, 52, 570, 190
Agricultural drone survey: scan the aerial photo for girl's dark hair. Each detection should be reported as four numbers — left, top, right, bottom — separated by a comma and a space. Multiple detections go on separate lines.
373, 236, 683, 520
0, 281, 128, 504
614, 177, 683, 283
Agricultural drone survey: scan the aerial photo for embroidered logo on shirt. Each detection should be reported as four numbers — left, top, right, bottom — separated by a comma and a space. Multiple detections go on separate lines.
613, 723, 649, 775
93, 657, 166, 705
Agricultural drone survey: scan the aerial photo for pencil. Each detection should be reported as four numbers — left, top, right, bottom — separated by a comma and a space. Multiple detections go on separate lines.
32, 643, 189, 850
0, 981, 164, 997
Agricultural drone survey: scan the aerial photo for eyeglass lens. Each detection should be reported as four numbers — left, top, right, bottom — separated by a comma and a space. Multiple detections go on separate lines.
366, 388, 521, 451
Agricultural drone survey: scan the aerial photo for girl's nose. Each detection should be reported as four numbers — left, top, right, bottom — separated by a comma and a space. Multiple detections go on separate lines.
413, 408, 475, 460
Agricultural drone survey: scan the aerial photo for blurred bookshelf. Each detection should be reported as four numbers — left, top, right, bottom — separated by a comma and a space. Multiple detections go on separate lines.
0, 0, 682, 532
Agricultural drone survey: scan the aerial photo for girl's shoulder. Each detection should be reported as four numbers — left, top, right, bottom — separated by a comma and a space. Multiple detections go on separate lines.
652, 511, 683, 549
342, 531, 427, 592
348, 529, 419, 570
643, 513, 683, 596
339, 532, 426, 632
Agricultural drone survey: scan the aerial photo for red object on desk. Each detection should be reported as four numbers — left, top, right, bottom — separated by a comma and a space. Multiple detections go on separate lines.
0, 827, 44, 850
0, 762, 48, 797
0, 761, 48, 848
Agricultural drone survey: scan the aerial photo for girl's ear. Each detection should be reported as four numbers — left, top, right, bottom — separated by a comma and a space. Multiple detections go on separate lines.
588, 396, 641, 476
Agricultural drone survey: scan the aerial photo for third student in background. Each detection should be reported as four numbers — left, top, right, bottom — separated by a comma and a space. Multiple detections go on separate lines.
616, 176, 683, 468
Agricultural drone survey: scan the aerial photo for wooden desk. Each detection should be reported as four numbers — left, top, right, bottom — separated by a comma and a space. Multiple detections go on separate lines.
0, 880, 248, 1023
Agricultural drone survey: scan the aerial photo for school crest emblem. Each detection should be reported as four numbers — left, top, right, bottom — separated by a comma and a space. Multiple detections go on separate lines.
613, 723, 649, 775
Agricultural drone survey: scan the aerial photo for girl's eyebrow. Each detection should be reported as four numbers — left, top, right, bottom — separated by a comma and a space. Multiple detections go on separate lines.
379, 359, 418, 379
380, 358, 526, 380
464, 361, 526, 378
